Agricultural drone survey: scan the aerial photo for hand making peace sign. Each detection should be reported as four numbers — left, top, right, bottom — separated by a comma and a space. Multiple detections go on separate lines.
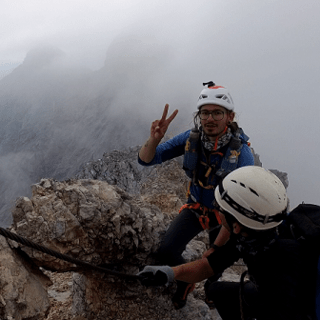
150, 104, 178, 142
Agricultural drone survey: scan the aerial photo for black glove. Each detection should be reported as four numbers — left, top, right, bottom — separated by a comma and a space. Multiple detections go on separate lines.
137, 265, 175, 287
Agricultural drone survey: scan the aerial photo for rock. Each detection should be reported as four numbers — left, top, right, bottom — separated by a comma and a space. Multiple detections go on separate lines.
3, 145, 289, 319
269, 169, 289, 189
251, 148, 262, 167
11, 178, 167, 272
75, 146, 152, 195
0, 235, 50, 319
9, 175, 217, 319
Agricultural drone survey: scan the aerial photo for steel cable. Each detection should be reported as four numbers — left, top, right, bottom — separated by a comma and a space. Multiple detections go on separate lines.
0, 226, 141, 280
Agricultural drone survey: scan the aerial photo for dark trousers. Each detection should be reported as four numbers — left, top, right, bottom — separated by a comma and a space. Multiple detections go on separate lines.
207, 280, 260, 320
156, 208, 204, 266
157, 207, 220, 266
156, 207, 222, 300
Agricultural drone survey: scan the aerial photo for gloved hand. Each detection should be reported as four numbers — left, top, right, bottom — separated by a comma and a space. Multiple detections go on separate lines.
137, 265, 175, 287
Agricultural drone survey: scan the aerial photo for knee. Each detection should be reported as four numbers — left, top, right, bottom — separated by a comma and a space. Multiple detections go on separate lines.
206, 280, 225, 301
206, 281, 240, 306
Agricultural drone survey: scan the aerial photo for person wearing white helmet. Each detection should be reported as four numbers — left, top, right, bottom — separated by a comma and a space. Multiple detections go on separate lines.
196, 82, 235, 139
137, 166, 318, 320
214, 166, 288, 231
138, 82, 255, 309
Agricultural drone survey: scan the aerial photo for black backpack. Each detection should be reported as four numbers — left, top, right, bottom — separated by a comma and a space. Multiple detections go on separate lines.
286, 203, 320, 248
284, 203, 320, 319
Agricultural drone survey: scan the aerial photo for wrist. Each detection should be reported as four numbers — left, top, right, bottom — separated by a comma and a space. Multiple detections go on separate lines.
149, 136, 162, 145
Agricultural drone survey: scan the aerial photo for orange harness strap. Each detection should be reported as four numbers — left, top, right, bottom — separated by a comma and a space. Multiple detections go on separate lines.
186, 181, 192, 199
179, 203, 222, 230
212, 208, 222, 225
179, 202, 200, 214
199, 215, 210, 230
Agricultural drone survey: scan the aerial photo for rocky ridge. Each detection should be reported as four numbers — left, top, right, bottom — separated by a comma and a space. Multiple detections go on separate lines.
0, 146, 287, 319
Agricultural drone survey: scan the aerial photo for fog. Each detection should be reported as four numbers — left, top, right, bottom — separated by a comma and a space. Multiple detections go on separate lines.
0, 0, 319, 226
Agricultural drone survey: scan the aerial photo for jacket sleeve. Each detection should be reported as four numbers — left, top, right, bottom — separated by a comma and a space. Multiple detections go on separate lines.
206, 239, 241, 275
138, 130, 190, 166
237, 143, 255, 168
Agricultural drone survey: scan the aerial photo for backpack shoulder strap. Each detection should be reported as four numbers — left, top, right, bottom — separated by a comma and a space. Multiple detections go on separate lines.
183, 127, 201, 180
215, 127, 249, 179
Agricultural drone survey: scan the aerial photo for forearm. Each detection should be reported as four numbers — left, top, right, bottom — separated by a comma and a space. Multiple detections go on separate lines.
172, 258, 214, 283
203, 226, 230, 259
138, 137, 160, 163
213, 225, 230, 247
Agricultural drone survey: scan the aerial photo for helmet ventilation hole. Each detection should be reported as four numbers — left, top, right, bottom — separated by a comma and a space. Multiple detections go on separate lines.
249, 188, 259, 197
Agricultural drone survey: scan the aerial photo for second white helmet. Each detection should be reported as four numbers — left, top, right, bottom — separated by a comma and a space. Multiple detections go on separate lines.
197, 82, 234, 111
214, 166, 288, 230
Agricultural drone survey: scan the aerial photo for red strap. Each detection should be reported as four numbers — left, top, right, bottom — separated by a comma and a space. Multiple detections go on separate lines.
213, 209, 222, 225
199, 216, 210, 230
179, 203, 221, 230
179, 202, 200, 214
213, 126, 228, 151
183, 283, 196, 299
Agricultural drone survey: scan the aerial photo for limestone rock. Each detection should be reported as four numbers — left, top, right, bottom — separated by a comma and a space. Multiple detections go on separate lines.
75, 146, 189, 214
0, 235, 50, 319
75, 146, 153, 195
269, 169, 289, 189
6, 145, 290, 319
11, 178, 167, 272
251, 148, 262, 167
10, 177, 216, 319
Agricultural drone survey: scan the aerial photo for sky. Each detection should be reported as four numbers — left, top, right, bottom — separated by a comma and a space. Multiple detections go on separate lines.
1, 0, 320, 209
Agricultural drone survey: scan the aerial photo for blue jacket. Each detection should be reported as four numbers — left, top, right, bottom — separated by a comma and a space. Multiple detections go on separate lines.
138, 129, 254, 208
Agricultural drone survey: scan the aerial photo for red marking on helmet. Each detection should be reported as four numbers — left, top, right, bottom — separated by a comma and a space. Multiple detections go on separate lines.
209, 86, 225, 89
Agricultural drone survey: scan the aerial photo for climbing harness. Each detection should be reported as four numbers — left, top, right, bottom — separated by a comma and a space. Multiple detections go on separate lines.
183, 125, 250, 191
179, 203, 221, 230
0, 226, 141, 281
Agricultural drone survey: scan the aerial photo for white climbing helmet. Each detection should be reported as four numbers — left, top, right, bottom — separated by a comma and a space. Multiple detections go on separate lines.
197, 82, 234, 111
214, 166, 288, 230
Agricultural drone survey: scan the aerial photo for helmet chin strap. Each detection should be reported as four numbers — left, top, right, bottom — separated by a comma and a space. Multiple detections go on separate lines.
223, 211, 238, 233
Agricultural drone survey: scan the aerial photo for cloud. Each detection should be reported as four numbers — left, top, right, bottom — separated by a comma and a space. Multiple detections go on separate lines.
0, 0, 319, 217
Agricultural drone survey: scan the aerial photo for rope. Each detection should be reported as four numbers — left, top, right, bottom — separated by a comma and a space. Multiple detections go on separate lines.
0, 227, 141, 281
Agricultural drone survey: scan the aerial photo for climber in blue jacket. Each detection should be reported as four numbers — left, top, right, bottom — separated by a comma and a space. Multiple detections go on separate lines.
138, 81, 254, 309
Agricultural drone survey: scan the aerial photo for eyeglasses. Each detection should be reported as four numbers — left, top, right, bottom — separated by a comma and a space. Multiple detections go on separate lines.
199, 110, 225, 121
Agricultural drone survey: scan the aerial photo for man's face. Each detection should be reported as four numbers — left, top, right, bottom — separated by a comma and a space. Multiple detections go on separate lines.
199, 105, 234, 140
219, 211, 243, 235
